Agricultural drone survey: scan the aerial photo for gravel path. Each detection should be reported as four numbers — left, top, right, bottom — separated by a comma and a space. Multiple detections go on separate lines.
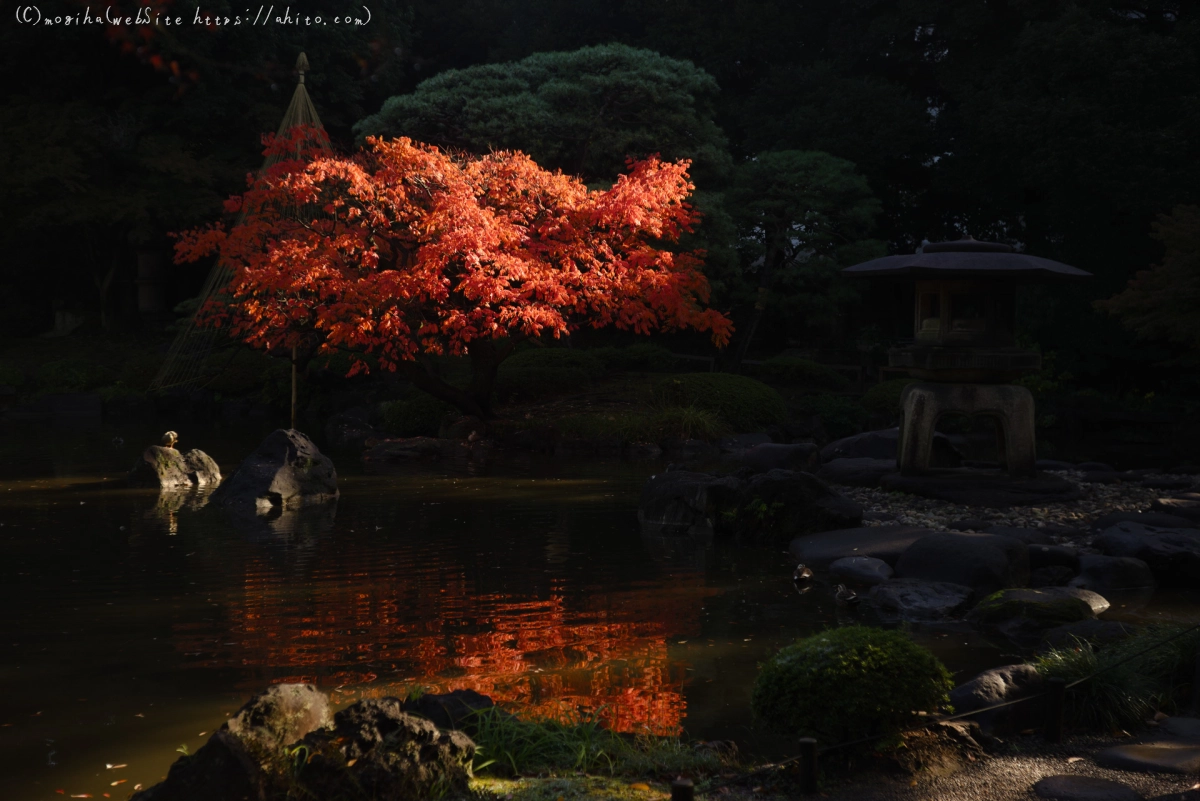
808, 735, 1199, 801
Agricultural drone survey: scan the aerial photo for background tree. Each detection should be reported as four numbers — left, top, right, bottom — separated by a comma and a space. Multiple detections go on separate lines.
175, 133, 732, 417
1096, 205, 1200, 362
725, 151, 885, 365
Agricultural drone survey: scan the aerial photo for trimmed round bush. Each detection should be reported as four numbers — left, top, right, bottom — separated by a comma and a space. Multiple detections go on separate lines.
792, 393, 867, 439
751, 356, 850, 392
861, 378, 912, 417
751, 626, 953, 744
590, 343, 678, 372
495, 348, 606, 402
653, 373, 786, 432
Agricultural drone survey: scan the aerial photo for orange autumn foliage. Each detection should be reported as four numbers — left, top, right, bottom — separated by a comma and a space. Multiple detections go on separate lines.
175, 127, 732, 379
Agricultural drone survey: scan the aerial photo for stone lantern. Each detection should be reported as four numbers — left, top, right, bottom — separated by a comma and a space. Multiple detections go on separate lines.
844, 237, 1091, 478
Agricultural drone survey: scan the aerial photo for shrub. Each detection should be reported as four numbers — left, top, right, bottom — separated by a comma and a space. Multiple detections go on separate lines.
751, 626, 953, 745
751, 356, 850, 392
495, 348, 606, 402
1036, 624, 1200, 730
381, 391, 451, 437
590, 343, 679, 372
861, 378, 911, 417
650, 404, 731, 441
0, 361, 24, 387
653, 373, 786, 432
791, 393, 868, 439
35, 359, 115, 393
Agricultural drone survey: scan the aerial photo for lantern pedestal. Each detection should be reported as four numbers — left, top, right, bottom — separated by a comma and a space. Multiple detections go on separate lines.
897, 382, 1037, 478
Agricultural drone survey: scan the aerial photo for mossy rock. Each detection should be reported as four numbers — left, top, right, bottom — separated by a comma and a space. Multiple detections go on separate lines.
653, 373, 786, 432
969, 589, 1095, 644
751, 626, 953, 745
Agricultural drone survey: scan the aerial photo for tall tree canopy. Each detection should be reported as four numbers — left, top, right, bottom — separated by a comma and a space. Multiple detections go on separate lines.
175, 131, 731, 417
354, 43, 730, 184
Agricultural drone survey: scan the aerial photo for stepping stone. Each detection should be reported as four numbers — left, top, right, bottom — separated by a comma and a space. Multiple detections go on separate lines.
1033, 775, 1142, 801
829, 556, 893, 586
789, 525, 933, 566
1094, 742, 1200, 774
867, 578, 973, 620
1161, 717, 1200, 741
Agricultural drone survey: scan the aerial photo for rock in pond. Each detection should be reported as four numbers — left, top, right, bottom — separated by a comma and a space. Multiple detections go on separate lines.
131, 683, 334, 801
364, 436, 443, 462
128, 446, 221, 489
951, 664, 1044, 736
297, 698, 475, 800
1033, 775, 1142, 801
968, 588, 1096, 644
893, 532, 1030, 596
790, 525, 935, 567
741, 442, 820, 473
1096, 522, 1200, 588
1069, 555, 1156, 595
732, 469, 862, 541
866, 578, 974, 620
638, 470, 740, 539
211, 429, 338, 513
829, 556, 893, 586
816, 457, 896, 488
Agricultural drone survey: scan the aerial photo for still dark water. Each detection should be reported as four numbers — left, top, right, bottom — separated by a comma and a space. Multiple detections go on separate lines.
0, 418, 1008, 800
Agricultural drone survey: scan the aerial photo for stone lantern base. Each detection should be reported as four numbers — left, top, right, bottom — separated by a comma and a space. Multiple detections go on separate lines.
897, 382, 1036, 478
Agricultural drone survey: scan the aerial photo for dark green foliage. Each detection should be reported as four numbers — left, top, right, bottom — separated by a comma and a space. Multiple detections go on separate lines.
356, 43, 729, 184
792, 394, 867, 440
35, 359, 116, 393
860, 379, 912, 417
1036, 624, 1200, 731
381, 392, 451, 437
495, 348, 606, 402
751, 626, 953, 744
653, 373, 786, 432
751, 356, 849, 392
589, 344, 678, 372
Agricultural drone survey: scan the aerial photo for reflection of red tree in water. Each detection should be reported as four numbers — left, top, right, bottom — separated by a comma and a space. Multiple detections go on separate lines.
174, 558, 714, 735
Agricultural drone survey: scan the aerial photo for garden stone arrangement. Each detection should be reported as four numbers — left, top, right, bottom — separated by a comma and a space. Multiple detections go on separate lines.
131, 684, 476, 801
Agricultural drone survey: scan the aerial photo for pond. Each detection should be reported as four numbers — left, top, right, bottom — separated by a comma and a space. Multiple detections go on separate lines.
0, 418, 1015, 799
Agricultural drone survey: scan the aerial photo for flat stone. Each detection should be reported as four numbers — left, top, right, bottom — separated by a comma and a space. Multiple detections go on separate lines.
1033, 775, 1142, 801
1096, 522, 1200, 589
1070, 555, 1156, 594
1091, 512, 1195, 532
1161, 717, 1200, 741
789, 525, 935, 567
741, 442, 819, 472
820, 427, 961, 466
880, 469, 1083, 508
867, 578, 973, 620
1094, 742, 1200, 774
816, 457, 895, 488
1152, 493, 1200, 522
894, 532, 1029, 594
829, 556, 893, 587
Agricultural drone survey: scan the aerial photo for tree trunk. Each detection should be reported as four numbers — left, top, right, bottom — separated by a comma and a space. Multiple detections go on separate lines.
728, 238, 785, 371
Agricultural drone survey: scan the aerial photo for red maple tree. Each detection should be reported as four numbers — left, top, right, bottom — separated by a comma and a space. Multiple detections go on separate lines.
176, 128, 732, 417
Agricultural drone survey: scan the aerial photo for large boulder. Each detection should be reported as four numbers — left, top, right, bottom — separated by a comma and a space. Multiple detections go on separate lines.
950, 664, 1044, 735
224, 683, 334, 760
638, 470, 741, 540
893, 533, 1029, 596
820, 427, 961, 467
816, 457, 896, 488
829, 556, 893, 587
968, 588, 1096, 645
211, 429, 338, 513
401, 689, 506, 734
866, 578, 974, 620
733, 469, 862, 541
1091, 511, 1195, 532
1096, 522, 1200, 588
741, 442, 820, 473
130, 730, 268, 801
296, 698, 475, 800
1070, 554, 1156, 595
790, 525, 935, 567
128, 446, 221, 489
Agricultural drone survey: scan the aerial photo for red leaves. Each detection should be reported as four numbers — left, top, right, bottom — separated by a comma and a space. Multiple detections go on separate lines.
174, 133, 733, 376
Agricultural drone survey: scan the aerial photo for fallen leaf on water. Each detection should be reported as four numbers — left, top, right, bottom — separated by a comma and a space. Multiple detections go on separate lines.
629, 783, 650, 791
1019, 729, 1035, 735
133, 785, 142, 791
105, 764, 127, 770
111, 780, 126, 786
134, 713, 144, 718
346, 759, 357, 767
198, 732, 207, 737
1067, 757, 1083, 764
910, 780, 918, 787
70, 795, 92, 798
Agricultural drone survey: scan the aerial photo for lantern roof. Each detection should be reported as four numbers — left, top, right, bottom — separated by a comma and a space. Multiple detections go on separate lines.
843, 237, 1092, 281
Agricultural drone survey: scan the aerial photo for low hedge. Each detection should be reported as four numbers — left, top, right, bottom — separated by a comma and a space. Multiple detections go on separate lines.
752, 626, 953, 745
653, 373, 786, 432
589, 343, 678, 372
791, 393, 867, 440
861, 378, 912, 417
751, 356, 850, 392
495, 348, 606, 402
